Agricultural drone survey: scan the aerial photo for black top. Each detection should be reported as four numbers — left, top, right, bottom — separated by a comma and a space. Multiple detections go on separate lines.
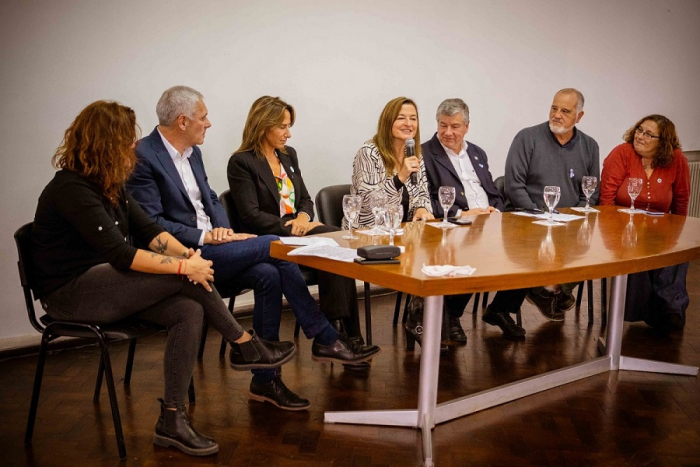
32, 169, 164, 297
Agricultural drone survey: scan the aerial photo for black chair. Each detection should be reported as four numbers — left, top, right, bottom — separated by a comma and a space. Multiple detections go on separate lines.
213, 190, 319, 344
314, 184, 374, 343
197, 190, 255, 359
15, 222, 193, 460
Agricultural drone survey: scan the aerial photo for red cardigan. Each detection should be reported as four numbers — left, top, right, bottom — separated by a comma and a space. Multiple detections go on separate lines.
600, 143, 690, 216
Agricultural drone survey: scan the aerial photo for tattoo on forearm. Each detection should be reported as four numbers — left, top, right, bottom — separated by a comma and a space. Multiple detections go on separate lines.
153, 235, 168, 254
149, 252, 174, 264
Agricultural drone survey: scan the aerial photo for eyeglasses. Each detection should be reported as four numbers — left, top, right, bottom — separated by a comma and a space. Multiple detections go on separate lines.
635, 126, 660, 140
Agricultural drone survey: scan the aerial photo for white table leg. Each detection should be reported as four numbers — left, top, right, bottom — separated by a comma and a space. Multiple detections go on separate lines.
417, 295, 443, 466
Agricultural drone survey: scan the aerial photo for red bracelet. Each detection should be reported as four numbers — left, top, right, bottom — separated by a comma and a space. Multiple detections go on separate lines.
177, 259, 183, 277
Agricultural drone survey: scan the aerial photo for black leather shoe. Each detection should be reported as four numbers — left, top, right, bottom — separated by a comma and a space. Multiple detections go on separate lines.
153, 398, 218, 456
311, 334, 380, 364
448, 316, 467, 344
229, 330, 296, 370
526, 289, 564, 321
404, 297, 448, 352
249, 376, 310, 411
482, 306, 526, 338
557, 291, 576, 312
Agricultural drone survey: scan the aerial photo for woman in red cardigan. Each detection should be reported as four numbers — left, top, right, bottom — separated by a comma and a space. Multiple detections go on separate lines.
600, 114, 691, 331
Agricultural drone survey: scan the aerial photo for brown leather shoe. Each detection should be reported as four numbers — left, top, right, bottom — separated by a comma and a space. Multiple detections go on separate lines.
526, 289, 564, 321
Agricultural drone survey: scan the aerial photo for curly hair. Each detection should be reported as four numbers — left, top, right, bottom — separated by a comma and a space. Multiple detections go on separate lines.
373, 97, 421, 177
234, 96, 295, 158
623, 114, 681, 169
52, 101, 139, 206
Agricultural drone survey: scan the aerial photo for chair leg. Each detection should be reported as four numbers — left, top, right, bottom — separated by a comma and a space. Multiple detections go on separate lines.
25, 333, 50, 444
124, 339, 137, 386
482, 292, 489, 307
188, 377, 195, 404
93, 355, 105, 403
364, 282, 372, 345
575, 282, 584, 309
601, 277, 608, 324
472, 292, 481, 314
402, 294, 412, 324
96, 338, 127, 460
516, 309, 522, 328
587, 280, 594, 324
392, 292, 403, 326
197, 322, 208, 360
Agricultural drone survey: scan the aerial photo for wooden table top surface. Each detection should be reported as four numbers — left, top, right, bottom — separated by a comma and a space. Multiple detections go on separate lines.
270, 206, 700, 297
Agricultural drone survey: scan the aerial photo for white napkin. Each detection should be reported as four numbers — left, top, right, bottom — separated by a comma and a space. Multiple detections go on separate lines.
421, 264, 476, 277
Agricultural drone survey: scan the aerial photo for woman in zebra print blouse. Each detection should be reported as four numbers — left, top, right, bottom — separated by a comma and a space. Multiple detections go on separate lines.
346, 97, 434, 229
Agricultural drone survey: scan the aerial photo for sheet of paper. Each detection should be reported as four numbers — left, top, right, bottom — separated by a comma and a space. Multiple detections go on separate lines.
287, 244, 359, 262
279, 237, 339, 246
511, 211, 584, 222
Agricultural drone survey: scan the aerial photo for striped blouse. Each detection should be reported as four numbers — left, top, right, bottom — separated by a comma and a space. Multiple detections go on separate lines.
345, 141, 432, 228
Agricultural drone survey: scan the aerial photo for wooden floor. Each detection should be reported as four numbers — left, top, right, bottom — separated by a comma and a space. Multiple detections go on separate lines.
2, 262, 700, 466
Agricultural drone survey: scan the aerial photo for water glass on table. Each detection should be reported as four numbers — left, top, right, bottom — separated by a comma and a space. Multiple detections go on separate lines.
437, 186, 456, 228
342, 194, 361, 239
384, 205, 403, 246
581, 176, 597, 212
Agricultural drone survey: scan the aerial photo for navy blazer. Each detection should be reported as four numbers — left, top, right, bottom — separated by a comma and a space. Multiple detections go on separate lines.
421, 133, 504, 217
127, 127, 230, 248
227, 147, 314, 236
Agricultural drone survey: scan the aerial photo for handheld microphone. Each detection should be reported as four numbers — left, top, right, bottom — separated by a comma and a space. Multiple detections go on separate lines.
405, 138, 416, 184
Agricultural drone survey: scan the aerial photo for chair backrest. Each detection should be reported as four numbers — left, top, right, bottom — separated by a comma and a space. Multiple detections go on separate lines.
218, 189, 244, 233
14, 222, 45, 333
315, 184, 351, 228
494, 176, 513, 212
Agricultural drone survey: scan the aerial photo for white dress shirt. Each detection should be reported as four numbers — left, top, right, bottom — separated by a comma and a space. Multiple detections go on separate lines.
441, 140, 489, 210
158, 129, 212, 245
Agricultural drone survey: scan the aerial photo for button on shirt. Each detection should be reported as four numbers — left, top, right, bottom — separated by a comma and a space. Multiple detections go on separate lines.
158, 129, 212, 245
441, 140, 489, 210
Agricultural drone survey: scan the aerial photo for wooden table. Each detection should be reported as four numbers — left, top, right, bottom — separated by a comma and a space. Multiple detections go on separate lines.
270, 206, 700, 467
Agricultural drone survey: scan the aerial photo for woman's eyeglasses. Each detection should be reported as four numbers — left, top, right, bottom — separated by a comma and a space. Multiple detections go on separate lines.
635, 126, 660, 139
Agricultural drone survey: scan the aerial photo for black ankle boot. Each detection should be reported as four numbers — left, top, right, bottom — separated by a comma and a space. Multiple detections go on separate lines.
153, 399, 218, 456
229, 330, 297, 370
404, 297, 447, 352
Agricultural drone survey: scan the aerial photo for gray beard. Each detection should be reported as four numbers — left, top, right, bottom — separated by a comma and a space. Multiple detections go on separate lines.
549, 122, 574, 135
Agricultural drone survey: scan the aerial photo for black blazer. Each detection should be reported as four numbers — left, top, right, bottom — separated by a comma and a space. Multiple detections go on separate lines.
227, 147, 314, 236
421, 133, 504, 217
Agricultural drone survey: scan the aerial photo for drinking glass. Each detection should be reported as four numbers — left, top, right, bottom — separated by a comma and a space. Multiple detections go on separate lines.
342, 194, 361, 239
384, 205, 403, 246
437, 186, 456, 228
368, 190, 388, 235
543, 186, 561, 225
581, 176, 597, 212
626, 178, 643, 212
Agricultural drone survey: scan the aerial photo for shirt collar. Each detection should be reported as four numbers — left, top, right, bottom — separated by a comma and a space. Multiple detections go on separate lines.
440, 139, 469, 158
158, 128, 193, 161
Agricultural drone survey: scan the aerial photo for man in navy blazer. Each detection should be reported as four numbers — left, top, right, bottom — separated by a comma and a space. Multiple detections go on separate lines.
420, 98, 525, 341
127, 86, 379, 413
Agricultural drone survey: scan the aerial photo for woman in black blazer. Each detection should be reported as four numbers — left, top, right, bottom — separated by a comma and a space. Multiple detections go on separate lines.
227, 96, 371, 369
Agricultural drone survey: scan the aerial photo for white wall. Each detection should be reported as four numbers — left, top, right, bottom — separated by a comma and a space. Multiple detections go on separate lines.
1, 0, 699, 345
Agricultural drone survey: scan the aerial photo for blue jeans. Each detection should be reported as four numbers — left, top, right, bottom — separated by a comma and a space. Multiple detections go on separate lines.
200, 235, 330, 379
42, 264, 245, 405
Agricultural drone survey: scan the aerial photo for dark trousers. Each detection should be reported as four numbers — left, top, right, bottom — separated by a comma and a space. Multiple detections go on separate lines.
445, 293, 473, 318
624, 263, 689, 327
42, 264, 245, 406
308, 224, 360, 326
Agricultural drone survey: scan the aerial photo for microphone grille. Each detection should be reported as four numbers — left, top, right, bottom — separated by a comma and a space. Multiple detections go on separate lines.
405, 138, 415, 148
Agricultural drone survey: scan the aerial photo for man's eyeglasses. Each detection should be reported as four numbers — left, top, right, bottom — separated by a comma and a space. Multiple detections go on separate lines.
635, 126, 660, 139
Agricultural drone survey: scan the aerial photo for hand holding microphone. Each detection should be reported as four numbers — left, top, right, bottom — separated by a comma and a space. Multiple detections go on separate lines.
404, 138, 418, 184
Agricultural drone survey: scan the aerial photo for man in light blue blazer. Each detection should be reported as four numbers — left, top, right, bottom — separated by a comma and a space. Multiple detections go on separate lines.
127, 86, 379, 414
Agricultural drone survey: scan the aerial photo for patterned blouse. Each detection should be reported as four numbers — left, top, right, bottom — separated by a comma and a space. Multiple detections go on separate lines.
346, 141, 432, 228
274, 163, 296, 216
